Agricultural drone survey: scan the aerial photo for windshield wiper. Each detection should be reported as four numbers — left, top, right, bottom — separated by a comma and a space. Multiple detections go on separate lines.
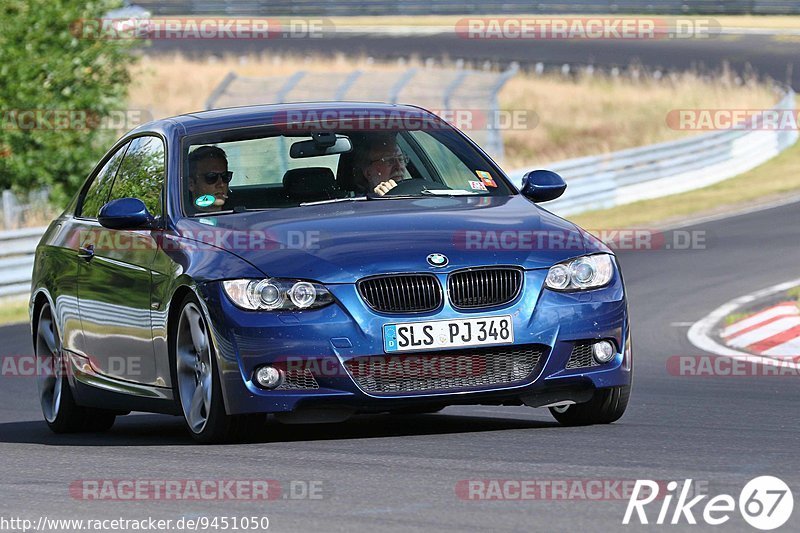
366, 194, 428, 200
419, 189, 482, 196
299, 196, 369, 206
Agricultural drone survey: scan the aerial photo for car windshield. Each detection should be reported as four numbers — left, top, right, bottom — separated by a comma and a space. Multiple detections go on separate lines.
181, 124, 514, 215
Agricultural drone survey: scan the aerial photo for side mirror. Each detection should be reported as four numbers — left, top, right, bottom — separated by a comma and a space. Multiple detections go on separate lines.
98, 198, 155, 230
520, 170, 567, 203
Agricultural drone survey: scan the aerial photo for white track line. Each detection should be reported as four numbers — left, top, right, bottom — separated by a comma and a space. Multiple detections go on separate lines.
687, 278, 800, 370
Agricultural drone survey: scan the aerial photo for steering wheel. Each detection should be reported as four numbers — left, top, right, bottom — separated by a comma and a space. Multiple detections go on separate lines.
385, 178, 448, 196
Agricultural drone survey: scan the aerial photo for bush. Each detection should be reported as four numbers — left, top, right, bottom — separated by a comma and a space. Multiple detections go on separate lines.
0, 0, 138, 205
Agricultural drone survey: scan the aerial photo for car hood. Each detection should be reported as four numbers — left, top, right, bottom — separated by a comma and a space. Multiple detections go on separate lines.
176, 195, 606, 284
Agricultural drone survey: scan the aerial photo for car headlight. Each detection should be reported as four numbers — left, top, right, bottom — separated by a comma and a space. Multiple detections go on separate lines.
545, 254, 615, 291
222, 279, 334, 311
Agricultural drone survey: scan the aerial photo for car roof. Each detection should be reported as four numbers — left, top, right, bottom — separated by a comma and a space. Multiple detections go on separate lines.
129, 102, 440, 138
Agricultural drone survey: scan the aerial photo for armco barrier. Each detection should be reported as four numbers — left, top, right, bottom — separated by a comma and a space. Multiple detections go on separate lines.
0, 227, 46, 298
2, 91, 797, 298
511, 90, 798, 216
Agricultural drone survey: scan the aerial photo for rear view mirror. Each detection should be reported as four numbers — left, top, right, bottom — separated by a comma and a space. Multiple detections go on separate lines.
290, 134, 353, 158
520, 170, 567, 203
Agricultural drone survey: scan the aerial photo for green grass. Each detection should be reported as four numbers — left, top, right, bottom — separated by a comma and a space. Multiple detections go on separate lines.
788, 287, 800, 311
786, 286, 800, 301
0, 298, 29, 327
724, 312, 751, 326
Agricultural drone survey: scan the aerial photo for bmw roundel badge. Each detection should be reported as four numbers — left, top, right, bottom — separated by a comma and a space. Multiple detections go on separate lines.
427, 253, 449, 267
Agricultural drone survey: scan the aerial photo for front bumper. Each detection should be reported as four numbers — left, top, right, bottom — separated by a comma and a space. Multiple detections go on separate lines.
198, 269, 632, 416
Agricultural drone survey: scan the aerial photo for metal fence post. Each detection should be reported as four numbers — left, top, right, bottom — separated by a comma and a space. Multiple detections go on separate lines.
276, 71, 307, 103
276, 71, 309, 174
486, 63, 520, 163
443, 70, 468, 111
335, 70, 363, 100
205, 72, 238, 110
2, 190, 17, 230
389, 68, 418, 104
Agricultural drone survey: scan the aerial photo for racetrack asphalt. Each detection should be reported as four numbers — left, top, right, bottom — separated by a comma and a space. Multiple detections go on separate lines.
1, 199, 799, 532
147, 33, 800, 90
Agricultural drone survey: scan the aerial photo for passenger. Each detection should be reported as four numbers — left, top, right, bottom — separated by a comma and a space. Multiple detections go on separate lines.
187, 145, 231, 212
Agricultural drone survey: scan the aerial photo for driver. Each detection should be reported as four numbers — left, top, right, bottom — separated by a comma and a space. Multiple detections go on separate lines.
354, 134, 410, 196
187, 145, 231, 212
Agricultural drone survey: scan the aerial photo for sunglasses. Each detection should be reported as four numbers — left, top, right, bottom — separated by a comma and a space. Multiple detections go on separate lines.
199, 171, 233, 185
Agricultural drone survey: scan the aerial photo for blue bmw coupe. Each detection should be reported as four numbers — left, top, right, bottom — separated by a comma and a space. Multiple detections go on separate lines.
30, 103, 632, 442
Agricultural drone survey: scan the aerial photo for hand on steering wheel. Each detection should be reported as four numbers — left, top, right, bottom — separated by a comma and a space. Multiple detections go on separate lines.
373, 179, 398, 196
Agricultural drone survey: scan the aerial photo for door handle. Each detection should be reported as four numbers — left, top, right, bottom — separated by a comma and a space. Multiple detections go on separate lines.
78, 244, 95, 261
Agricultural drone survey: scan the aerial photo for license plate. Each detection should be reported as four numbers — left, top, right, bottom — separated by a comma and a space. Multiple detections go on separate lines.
383, 315, 514, 353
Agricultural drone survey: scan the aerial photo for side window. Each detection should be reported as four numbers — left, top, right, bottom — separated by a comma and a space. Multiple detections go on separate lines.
408, 130, 474, 187
79, 142, 129, 219
108, 136, 166, 217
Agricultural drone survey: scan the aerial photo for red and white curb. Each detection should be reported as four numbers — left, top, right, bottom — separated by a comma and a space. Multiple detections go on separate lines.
687, 278, 800, 369
722, 302, 800, 358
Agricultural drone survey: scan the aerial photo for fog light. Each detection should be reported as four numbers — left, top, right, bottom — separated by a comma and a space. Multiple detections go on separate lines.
254, 365, 284, 389
592, 341, 615, 364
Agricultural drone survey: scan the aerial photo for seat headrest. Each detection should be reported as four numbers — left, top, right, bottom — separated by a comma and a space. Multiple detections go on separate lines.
282, 167, 337, 201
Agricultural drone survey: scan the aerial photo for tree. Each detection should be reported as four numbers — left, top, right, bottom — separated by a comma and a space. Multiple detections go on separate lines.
0, 0, 138, 204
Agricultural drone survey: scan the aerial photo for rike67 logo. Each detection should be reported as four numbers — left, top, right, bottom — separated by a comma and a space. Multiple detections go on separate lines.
624, 477, 793, 530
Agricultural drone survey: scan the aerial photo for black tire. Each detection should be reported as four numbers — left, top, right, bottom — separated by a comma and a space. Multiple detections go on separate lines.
35, 304, 116, 434
171, 293, 263, 444
549, 385, 630, 426
84, 413, 118, 432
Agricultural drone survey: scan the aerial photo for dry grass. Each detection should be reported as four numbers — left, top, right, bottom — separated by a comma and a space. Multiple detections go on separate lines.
129, 53, 776, 168
129, 53, 411, 120
500, 69, 775, 166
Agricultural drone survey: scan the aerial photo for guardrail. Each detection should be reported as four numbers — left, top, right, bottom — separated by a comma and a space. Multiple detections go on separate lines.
511, 90, 799, 216
1, 189, 51, 230
0, 227, 46, 298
